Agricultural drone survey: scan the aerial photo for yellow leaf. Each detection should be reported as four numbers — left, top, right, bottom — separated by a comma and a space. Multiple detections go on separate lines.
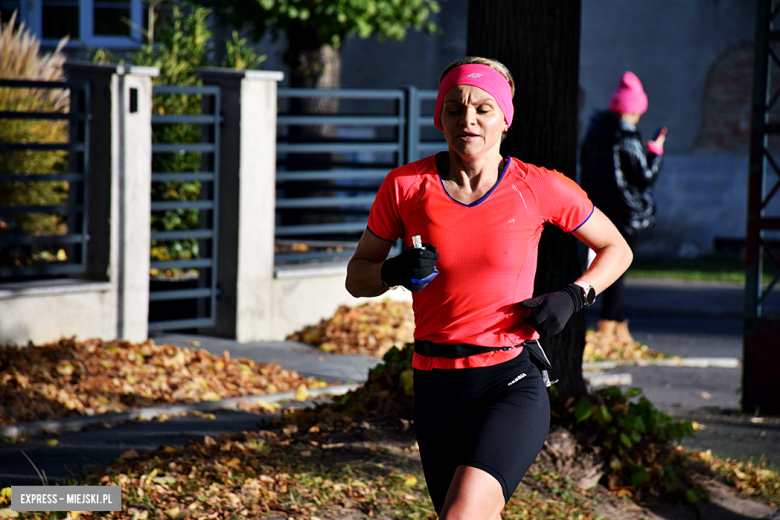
164, 506, 180, 518
56, 249, 67, 261
46, 439, 59, 446
255, 399, 280, 412
0, 509, 19, 518
404, 473, 418, 487
319, 343, 335, 353
0, 488, 10, 505
201, 391, 221, 401
295, 385, 309, 401
226, 457, 242, 468
56, 361, 74, 376
66, 511, 83, 518
185, 340, 201, 346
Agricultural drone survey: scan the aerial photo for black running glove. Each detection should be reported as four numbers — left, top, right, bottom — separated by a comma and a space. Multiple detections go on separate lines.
518, 284, 583, 337
380, 243, 439, 292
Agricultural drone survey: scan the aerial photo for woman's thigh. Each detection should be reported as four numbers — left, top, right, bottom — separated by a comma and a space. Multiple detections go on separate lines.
414, 353, 550, 513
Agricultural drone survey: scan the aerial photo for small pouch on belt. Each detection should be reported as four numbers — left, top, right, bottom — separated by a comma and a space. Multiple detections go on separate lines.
524, 339, 558, 387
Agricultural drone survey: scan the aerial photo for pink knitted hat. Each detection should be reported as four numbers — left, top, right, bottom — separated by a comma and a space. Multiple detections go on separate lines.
609, 71, 648, 115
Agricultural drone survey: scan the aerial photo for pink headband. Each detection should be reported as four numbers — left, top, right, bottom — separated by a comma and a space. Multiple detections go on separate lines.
433, 63, 514, 132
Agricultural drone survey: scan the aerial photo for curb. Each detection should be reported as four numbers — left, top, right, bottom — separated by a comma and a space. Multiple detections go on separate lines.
583, 372, 634, 387
583, 357, 740, 370
0, 383, 360, 440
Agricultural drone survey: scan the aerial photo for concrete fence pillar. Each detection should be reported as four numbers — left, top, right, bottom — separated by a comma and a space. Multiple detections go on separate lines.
63, 63, 158, 342
197, 68, 284, 342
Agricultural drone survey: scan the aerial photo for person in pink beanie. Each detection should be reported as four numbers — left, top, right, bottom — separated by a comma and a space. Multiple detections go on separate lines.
579, 71, 667, 344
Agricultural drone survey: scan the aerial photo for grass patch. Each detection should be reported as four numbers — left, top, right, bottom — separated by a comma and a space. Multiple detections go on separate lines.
626, 254, 778, 283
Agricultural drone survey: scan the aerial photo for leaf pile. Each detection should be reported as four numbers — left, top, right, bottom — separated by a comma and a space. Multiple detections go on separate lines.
583, 330, 670, 364
691, 449, 780, 506
0, 337, 327, 425
288, 300, 672, 364
3, 427, 434, 520
287, 300, 414, 358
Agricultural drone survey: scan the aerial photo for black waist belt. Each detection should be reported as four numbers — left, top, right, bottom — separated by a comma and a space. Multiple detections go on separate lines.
414, 340, 525, 358
413, 339, 557, 387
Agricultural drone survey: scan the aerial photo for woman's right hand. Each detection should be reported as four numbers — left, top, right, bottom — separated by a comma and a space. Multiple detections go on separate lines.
380, 244, 439, 292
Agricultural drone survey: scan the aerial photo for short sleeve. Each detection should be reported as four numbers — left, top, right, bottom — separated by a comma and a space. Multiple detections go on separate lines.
367, 170, 404, 242
533, 167, 594, 232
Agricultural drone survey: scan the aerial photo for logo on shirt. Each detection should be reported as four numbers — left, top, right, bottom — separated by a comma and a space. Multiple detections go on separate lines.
507, 373, 527, 386
466, 73, 483, 78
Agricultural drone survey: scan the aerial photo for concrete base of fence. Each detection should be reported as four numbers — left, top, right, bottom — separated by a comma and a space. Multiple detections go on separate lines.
0, 280, 116, 345
262, 262, 412, 341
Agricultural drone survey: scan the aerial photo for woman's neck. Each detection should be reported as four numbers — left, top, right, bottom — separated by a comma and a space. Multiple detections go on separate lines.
441, 150, 506, 204
444, 149, 503, 183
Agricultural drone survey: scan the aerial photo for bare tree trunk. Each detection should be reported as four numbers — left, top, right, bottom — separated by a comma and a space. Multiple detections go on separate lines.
467, 1, 587, 398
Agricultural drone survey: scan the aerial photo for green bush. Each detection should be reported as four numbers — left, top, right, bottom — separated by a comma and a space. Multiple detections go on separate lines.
563, 386, 704, 502
0, 12, 70, 268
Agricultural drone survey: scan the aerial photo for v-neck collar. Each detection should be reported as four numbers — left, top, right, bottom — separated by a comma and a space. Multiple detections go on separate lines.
435, 152, 512, 207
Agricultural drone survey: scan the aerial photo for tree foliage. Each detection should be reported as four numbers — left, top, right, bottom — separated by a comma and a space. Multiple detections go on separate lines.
206, 0, 441, 50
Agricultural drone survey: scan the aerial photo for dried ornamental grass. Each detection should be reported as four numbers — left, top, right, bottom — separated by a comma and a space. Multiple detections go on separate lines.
0, 337, 329, 425
0, 12, 71, 259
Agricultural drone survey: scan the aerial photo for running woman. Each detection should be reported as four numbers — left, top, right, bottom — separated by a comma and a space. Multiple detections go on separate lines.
345, 56, 633, 520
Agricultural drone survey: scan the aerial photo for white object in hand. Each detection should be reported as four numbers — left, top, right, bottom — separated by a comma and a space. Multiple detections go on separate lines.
412, 235, 422, 249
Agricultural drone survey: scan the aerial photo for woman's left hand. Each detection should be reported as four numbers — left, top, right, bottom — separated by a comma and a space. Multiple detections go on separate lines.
518, 284, 583, 337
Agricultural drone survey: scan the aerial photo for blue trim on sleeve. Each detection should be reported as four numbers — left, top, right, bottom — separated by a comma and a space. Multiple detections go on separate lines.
366, 225, 397, 243
435, 154, 513, 208
569, 204, 595, 233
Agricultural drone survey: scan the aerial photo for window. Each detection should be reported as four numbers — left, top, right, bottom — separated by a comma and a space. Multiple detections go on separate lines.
16, 0, 144, 49
1, 1, 22, 24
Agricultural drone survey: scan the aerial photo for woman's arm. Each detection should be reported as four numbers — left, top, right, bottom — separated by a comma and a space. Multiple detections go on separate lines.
572, 207, 633, 295
346, 229, 395, 297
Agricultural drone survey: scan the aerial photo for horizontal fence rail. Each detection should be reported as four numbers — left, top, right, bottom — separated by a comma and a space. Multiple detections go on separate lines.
274, 86, 445, 263
0, 79, 91, 280
148, 84, 221, 333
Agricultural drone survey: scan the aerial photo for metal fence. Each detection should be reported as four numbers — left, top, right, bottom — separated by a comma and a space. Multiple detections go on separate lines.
274, 86, 444, 264
147, 84, 221, 333
0, 79, 90, 280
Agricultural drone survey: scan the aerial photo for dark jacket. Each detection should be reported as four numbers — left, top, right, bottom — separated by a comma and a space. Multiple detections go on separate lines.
579, 110, 663, 236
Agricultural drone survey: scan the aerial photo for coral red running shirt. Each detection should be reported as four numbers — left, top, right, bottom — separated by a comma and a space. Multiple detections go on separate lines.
367, 154, 594, 370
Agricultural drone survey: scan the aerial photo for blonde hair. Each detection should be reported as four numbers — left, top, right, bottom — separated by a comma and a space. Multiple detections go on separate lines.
439, 57, 515, 98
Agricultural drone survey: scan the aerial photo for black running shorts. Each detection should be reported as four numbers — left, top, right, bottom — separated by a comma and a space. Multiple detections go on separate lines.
413, 348, 550, 513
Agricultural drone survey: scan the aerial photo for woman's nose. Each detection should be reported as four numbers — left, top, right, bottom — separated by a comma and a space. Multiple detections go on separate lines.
461, 107, 477, 125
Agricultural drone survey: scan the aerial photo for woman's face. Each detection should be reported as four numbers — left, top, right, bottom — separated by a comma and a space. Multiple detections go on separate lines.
440, 84, 507, 160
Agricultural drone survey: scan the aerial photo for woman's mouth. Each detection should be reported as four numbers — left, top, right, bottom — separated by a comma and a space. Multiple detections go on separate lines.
458, 132, 480, 140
